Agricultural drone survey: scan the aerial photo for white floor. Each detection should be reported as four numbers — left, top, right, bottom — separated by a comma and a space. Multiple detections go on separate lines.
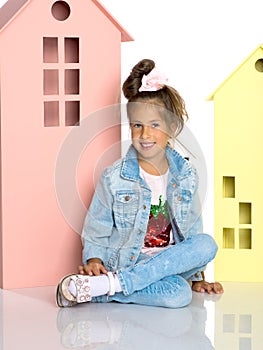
0, 282, 262, 349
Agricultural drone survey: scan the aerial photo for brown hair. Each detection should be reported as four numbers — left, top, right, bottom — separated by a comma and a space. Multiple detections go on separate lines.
122, 59, 188, 137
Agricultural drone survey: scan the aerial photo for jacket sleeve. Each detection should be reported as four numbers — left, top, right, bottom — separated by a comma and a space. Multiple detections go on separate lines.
189, 171, 214, 282
185, 188, 203, 237
181, 165, 204, 239
81, 169, 114, 265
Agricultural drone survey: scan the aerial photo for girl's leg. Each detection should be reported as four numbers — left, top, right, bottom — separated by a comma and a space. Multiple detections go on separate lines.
57, 233, 217, 308
117, 233, 217, 296
94, 275, 192, 308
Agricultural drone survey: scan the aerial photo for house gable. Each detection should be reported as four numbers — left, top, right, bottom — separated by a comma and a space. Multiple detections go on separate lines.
91, 0, 133, 42
0, 0, 28, 31
207, 44, 263, 101
0, 0, 133, 42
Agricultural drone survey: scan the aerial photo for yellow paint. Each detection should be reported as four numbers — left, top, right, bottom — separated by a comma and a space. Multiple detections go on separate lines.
208, 45, 263, 282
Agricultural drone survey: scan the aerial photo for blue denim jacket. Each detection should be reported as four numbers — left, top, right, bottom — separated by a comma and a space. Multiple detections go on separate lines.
82, 145, 203, 273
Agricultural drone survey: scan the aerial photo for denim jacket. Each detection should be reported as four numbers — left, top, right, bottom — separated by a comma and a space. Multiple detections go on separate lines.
82, 145, 203, 273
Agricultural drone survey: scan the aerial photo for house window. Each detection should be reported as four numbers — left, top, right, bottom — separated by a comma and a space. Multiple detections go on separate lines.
239, 202, 252, 249
239, 203, 251, 224
239, 338, 251, 350
255, 58, 263, 72
43, 37, 58, 63
239, 314, 252, 333
223, 228, 235, 249
65, 101, 80, 126
223, 176, 235, 198
65, 38, 79, 63
44, 101, 59, 127
51, 1, 71, 21
222, 314, 252, 350
43, 69, 59, 95
223, 314, 235, 332
65, 69, 79, 94
43, 37, 80, 127
239, 229, 252, 249
222, 178, 253, 251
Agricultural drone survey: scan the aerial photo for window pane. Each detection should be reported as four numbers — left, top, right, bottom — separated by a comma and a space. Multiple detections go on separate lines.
239, 315, 252, 333
65, 69, 79, 94
65, 101, 79, 126
223, 176, 235, 198
44, 101, 59, 127
43, 37, 58, 63
51, 1, 71, 21
223, 314, 235, 333
43, 69, 59, 95
65, 38, 79, 63
223, 228, 235, 249
239, 338, 251, 350
239, 229, 252, 249
239, 203, 251, 224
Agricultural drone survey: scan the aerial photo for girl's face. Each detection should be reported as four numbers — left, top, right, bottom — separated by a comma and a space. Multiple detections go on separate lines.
129, 104, 170, 164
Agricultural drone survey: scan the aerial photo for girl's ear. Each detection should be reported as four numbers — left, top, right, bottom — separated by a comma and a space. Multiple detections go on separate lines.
166, 122, 177, 148
169, 122, 177, 138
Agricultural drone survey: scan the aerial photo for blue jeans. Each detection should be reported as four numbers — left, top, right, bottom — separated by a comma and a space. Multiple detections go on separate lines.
93, 234, 218, 308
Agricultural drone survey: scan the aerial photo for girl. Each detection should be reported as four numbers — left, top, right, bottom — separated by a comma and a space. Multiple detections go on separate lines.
56, 59, 223, 308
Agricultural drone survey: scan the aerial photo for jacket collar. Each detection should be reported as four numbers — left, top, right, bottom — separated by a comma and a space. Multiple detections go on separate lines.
121, 145, 193, 181
121, 145, 140, 181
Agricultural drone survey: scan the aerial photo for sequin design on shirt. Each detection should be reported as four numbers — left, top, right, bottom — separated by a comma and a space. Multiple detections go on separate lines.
144, 195, 172, 248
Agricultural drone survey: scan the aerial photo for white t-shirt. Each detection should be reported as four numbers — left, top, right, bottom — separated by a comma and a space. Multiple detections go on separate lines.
140, 167, 174, 256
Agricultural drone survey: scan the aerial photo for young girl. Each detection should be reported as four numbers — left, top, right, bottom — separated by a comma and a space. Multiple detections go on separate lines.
56, 59, 224, 308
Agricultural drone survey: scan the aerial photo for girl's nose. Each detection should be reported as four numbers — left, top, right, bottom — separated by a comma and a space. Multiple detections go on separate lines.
141, 125, 151, 139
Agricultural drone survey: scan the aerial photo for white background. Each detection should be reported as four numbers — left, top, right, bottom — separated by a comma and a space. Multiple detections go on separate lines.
1, 0, 263, 276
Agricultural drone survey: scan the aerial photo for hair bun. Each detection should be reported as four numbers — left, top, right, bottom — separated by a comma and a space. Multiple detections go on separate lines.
122, 59, 155, 100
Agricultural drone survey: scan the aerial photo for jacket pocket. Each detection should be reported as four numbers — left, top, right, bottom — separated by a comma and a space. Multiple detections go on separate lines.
113, 190, 139, 228
172, 189, 193, 220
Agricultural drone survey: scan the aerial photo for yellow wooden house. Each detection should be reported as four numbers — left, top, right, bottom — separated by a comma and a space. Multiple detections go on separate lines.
207, 45, 263, 282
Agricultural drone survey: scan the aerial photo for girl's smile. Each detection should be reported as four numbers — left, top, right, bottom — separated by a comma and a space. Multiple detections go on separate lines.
139, 141, 156, 150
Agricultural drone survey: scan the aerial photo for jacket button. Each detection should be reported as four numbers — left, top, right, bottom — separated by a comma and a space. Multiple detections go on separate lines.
125, 195, 130, 201
138, 229, 142, 234
143, 205, 146, 209
177, 196, 182, 201
130, 255, 135, 261
173, 183, 177, 188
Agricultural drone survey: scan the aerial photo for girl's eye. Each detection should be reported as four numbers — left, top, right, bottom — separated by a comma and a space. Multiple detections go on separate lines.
152, 123, 160, 128
132, 123, 142, 128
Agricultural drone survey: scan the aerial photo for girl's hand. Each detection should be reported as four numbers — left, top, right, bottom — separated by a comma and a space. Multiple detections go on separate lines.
78, 258, 108, 276
192, 280, 224, 294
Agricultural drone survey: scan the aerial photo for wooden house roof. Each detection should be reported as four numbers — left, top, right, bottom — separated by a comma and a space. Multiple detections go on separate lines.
0, 0, 134, 41
207, 44, 263, 101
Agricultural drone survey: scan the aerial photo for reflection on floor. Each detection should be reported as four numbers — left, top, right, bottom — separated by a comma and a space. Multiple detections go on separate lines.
214, 283, 263, 350
0, 282, 262, 349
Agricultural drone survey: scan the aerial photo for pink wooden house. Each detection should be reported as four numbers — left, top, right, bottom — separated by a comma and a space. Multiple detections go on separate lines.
0, 0, 133, 289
